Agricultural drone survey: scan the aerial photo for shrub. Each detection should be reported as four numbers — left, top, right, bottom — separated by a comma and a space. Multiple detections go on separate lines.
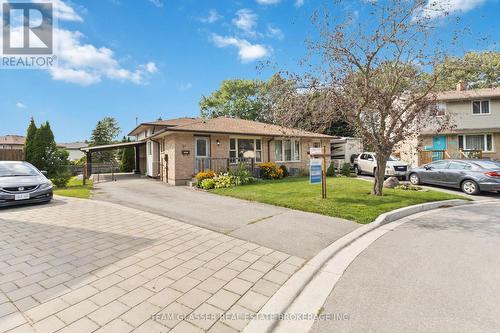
279, 165, 289, 178
195, 170, 215, 184
51, 174, 71, 188
200, 178, 216, 190
229, 164, 254, 185
258, 162, 284, 180
395, 184, 422, 191
214, 173, 234, 189
340, 163, 352, 177
326, 164, 335, 177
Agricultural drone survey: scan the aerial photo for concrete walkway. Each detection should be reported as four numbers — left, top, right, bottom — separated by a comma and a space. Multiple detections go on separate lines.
0, 197, 305, 333
311, 201, 500, 333
91, 175, 359, 259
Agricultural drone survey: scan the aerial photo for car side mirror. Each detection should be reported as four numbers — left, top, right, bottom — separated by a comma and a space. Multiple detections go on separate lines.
424, 166, 432, 171
41, 170, 48, 176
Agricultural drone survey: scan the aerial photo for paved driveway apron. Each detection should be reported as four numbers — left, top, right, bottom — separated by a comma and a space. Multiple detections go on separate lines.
91, 176, 359, 259
0, 197, 306, 333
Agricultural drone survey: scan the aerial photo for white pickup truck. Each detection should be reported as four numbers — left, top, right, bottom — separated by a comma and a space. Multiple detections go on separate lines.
353, 152, 410, 180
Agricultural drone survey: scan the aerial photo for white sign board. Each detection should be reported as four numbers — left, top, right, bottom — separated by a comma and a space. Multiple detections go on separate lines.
309, 147, 323, 155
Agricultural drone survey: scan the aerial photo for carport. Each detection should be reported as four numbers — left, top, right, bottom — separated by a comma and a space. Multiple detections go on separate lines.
80, 141, 146, 179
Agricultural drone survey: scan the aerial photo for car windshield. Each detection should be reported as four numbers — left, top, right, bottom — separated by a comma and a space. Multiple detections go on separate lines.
372, 154, 399, 161
0, 163, 39, 177
473, 161, 500, 169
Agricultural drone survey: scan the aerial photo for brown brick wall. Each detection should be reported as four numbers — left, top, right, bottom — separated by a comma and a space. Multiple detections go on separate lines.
158, 134, 332, 185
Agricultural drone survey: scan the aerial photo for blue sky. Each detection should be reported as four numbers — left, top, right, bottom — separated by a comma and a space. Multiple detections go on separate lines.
0, 0, 498, 142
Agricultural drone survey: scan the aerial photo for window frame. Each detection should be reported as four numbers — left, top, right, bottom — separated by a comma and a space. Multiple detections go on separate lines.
471, 100, 491, 115
458, 133, 494, 153
274, 138, 301, 163
229, 137, 262, 163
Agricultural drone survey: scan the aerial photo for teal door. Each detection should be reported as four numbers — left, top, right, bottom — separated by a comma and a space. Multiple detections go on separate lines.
432, 136, 446, 160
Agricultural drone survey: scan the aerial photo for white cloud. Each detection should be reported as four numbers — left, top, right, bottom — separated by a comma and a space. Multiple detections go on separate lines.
5, 1, 160, 86
52, 0, 83, 22
48, 28, 157, 86
266, 24, 284, 40
16, 102, 27, 109
143, 62, 158, 73
179, 83, 193, 91
201, 9, 222, 24
420, 0, 486, 19
294, 0, 305, 7
232, 9, 258, 36
256, 0, 281, 4
148, 0, 164, 8
211, 34, 270, 63
50, 67, 101, 86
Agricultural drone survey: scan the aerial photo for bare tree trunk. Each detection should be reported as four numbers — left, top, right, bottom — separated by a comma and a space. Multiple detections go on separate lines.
372, 153, 389, 196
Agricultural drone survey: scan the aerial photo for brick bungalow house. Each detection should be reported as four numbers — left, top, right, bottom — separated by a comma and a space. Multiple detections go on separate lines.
126, 117, 333, 185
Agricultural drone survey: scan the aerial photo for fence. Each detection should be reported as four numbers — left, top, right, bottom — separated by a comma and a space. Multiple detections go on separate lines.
195, 157, 256, 176
0, 149, 24, 161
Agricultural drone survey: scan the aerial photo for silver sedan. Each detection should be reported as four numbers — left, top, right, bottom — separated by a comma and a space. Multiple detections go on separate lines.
0, 161, 53, 207
408, 159, 500, 195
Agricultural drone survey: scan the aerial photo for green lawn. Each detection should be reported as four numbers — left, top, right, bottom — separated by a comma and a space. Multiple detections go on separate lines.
54, 177, 94, 199
212, 177, 464, 224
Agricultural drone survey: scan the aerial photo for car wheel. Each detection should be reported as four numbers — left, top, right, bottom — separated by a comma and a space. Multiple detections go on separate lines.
409, 173, 420, 185
461, 180, 480, 195
354, 165, 361, 175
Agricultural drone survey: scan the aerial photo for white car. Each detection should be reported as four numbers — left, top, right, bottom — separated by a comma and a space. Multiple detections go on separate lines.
354, 152, 410, 179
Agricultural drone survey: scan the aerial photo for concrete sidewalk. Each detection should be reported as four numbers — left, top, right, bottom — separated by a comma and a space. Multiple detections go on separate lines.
92, 175, 359, 259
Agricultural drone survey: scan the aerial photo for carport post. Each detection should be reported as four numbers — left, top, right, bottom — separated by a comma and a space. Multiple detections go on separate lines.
86, 152, 92, 180
134, 146, 140, 174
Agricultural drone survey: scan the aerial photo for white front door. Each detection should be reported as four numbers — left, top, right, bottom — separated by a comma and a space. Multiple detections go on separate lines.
195, 137, 210, 173
195, 137, 209, 158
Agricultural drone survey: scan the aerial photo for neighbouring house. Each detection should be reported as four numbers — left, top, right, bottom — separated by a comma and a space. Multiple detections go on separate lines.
57, 142, 88, 161
0, 135, 25, 150
398, 84, 500, 166
0, 135, 25, 161
419, 84, 500, 165
82, 117, 333, 185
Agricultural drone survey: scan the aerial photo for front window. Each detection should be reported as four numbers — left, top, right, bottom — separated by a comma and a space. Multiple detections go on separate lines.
275, 139, 301, 162
458, 134, 493, 152
472, 100, 490, 115
230, 138, 262, 163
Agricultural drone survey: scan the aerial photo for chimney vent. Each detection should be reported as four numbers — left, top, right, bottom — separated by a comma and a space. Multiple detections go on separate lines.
456, 80, 467, 91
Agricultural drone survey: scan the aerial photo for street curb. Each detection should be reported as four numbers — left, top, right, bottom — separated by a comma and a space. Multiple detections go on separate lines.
242, 199, 471, 333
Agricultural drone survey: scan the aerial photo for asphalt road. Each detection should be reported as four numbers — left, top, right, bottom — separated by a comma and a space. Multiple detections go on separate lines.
310, 201, 500, 333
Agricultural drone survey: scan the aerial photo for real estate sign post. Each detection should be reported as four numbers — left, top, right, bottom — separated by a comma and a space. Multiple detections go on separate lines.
310, 147, 328, 199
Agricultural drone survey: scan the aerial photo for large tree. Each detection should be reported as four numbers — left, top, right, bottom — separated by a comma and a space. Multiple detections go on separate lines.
30, 122, 69, 177
200, 79, 267, 121
433, 51, 500, 91
89, 117, 121, 163
269, 0, 455, 195
24, 117, 37, 162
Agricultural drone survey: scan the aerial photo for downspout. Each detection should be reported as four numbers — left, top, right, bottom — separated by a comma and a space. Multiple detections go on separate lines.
150, 137, 162, 181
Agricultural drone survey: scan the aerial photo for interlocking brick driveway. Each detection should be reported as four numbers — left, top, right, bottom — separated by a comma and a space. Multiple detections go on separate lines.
0, 198, 304, 333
